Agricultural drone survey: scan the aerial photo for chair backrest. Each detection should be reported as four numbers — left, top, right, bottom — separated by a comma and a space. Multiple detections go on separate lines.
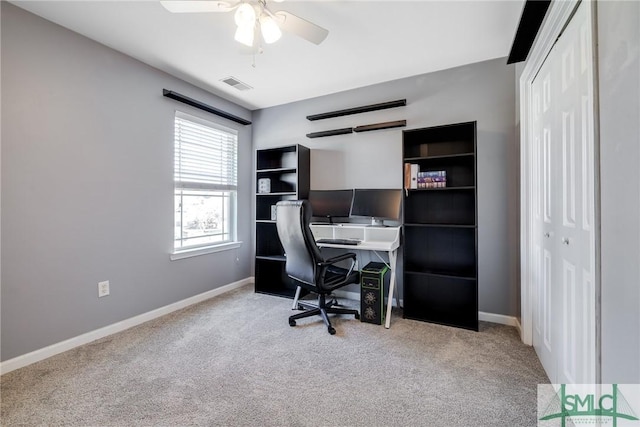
275, 200, 323, 286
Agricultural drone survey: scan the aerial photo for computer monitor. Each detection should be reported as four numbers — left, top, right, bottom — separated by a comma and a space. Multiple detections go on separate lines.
350, 189, 402, 226
308, 189, 354, 223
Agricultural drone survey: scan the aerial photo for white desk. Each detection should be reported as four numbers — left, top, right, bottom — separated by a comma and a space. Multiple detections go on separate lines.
303, 223, 401, 329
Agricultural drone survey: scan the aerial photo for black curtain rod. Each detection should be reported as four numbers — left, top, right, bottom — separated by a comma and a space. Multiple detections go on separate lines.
162, 89, 251, 126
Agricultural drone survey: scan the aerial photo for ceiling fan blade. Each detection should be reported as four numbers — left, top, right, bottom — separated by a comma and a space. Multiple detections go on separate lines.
161, 1, 237, 13
273, 10, 329, 45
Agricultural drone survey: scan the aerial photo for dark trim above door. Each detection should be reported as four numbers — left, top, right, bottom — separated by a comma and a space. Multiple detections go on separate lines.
507, 0, 552, 64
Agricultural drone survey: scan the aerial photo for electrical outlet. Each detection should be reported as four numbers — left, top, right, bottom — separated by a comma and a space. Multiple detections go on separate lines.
98, 280, 110, 298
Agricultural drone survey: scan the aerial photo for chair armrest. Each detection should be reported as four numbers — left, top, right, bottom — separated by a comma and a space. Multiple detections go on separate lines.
320, 252, 358, 279
319, 252, 357, 266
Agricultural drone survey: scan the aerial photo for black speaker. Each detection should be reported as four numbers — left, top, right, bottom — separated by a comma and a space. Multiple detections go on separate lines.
360, 262, 390, 325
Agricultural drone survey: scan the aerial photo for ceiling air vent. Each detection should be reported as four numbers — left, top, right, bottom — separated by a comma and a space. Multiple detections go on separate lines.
221, 76, 253, 91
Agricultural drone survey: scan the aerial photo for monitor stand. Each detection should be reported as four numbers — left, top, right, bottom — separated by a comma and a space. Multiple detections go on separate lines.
369, 218, 385, 227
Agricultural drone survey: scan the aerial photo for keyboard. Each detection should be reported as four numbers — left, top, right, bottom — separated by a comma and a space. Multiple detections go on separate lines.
316, 238, 361, 246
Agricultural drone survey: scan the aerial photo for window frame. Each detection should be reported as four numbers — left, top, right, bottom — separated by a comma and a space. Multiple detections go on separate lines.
171, 111, 241, 259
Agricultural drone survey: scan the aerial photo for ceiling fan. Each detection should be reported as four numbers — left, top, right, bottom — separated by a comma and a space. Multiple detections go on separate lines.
160, 0, 329, 48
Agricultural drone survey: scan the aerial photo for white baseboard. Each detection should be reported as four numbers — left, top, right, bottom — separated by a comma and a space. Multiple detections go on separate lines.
335, 291, 520, 329
0, 277, 253, 375
478, 311, 520, 328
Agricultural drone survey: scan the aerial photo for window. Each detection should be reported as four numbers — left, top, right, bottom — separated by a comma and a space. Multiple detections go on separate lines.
173, 111, 238, 252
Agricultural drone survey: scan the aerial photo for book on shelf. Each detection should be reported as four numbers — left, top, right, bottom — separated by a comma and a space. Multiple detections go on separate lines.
417, 170, 447, 189
404, 163, 411, 189
404, 163, 419, 189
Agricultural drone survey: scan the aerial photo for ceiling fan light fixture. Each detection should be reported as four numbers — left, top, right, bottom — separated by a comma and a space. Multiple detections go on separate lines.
234, 25, 255, 47
259, 14, 282, 44
234, 2, 256, 28
162, 0, 330, 48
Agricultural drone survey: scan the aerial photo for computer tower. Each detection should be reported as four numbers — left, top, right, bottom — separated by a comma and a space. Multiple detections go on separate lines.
360, 262, 390, 325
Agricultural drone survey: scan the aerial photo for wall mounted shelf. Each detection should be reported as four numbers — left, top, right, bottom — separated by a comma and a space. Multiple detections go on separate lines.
305, 99, 407, 139
353, 120, 406, 133
306, 128, 353, 138
306, 120, 407, 138
306, 99, 406, 121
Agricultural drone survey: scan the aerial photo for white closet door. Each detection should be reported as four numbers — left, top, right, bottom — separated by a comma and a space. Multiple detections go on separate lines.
530, 1, 596, 384
554, 1, 596, 385
532, 51, 557, 382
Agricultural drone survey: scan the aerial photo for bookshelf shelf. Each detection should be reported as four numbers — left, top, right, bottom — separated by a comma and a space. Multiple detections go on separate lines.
407, 186, 475, 192
404, 267, 477, 281
402, 121, 478, 331
404, 223, 477, 228
257, 167, 298, 175
404, 152, 475, 162
256, 192, 297, 196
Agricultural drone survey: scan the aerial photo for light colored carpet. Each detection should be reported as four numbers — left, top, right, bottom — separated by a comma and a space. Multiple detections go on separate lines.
1, 284, 548, 426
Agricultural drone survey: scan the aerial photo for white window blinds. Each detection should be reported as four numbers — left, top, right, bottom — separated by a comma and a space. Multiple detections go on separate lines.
173, 111, 238, 252
174, 111, 238, 191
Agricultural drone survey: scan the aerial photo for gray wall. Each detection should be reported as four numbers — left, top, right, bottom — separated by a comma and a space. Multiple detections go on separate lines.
0, 3, 253, 361
253, 58, 519, 317
597, 0, 640, 384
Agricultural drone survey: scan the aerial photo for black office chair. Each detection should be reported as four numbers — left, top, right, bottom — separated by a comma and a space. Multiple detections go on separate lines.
275, 200, 360, 335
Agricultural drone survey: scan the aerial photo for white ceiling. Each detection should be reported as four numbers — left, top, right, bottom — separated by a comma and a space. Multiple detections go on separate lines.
10, 0, 525, 110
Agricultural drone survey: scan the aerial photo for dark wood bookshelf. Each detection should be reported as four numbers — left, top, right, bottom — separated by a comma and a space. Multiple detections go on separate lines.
255, 145, 310, 299
402, 121, 478, 331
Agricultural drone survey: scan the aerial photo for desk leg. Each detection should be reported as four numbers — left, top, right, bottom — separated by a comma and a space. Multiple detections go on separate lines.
385, 249, 398, 329
292, 286, 301, 310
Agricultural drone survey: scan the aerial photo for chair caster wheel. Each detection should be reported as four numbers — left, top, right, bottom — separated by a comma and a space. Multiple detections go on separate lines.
328, 327, 336, 335
355, 313, 360, 320
289, 319, 296, 327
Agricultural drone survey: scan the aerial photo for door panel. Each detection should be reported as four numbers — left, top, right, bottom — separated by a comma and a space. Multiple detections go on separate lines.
562, 109, 577, 227
555, 1, 595, 385
532, 52, 557, 381
562, 259, 577, 384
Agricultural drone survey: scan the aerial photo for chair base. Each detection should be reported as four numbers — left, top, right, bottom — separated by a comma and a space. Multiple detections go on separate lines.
289, 294, 359, 335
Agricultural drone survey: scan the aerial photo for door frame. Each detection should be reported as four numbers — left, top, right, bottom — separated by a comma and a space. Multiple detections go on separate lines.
519, 0, 600, 382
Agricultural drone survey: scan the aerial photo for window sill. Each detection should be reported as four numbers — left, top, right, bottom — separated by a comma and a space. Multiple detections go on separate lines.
170, 241, 242, 261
